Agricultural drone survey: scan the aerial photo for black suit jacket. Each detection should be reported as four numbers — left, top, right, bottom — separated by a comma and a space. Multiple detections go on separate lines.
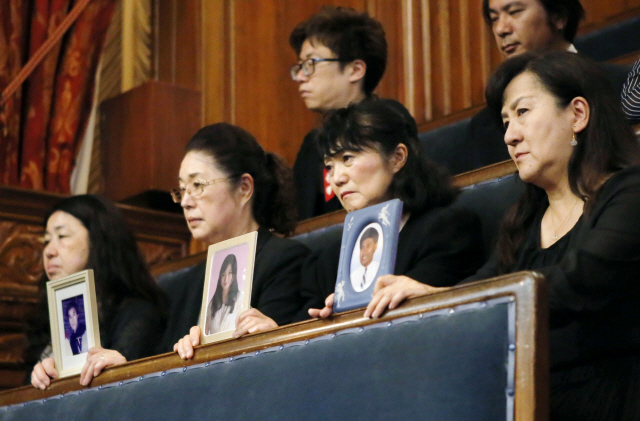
293, 129, 344, 220
158, 228, 309, 352
295, 206, 485, 321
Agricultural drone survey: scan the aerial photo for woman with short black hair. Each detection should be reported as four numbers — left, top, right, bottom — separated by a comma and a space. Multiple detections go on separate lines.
302, 97, 484, 319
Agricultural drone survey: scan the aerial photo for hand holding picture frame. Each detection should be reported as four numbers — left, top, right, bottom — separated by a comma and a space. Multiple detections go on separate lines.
46, 270, 100, 378
199, 231, 258, 345
334, 199, 403, 313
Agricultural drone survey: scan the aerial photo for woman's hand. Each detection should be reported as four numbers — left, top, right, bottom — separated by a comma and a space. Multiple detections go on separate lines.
364, 275, 447, 318
308, 293, 335, 319
174, 326, 201, 360
31, 358, 59, 390
79, 347, 127, 386
233, 309, 278, 338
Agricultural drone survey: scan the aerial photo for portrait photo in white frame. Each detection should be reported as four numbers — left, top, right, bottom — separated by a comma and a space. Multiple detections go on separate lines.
46, 269, 100, 378
199, 231, 258, 345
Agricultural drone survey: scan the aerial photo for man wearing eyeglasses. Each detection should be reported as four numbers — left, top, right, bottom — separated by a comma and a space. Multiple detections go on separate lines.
289, 6, 387, 220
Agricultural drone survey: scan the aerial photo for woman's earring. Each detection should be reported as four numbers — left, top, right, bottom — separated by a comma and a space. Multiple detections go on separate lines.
570, 132, 577, 146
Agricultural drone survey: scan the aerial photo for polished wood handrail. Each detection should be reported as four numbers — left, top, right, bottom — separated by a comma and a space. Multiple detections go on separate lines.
0, 272, 548, 421
453, 159, 518, 187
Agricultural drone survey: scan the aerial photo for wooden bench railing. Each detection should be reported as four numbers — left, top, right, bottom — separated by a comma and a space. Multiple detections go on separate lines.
0, 272, 548, 421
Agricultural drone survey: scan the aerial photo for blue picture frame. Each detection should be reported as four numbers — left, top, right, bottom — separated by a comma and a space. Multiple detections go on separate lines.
334, 199, 403, 312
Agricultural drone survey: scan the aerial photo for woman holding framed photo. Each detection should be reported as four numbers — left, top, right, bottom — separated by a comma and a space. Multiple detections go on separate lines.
364, 51, 640, 419
26, 195, 167, 389
170, 123, 309, 359
299, 98, 485, 320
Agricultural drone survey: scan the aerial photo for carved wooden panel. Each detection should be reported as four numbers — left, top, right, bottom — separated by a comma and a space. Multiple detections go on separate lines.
0, 222, 43, 288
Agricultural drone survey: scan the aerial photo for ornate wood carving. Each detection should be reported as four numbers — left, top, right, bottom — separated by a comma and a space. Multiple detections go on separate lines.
0, 222, 43, 287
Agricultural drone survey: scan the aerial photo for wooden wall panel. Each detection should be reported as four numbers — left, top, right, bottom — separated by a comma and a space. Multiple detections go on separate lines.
368, 1, 404, 104
165, 0, 640, 163
226, 0, 368, 165
582, 0, 627, 25
155, 0, 201, 92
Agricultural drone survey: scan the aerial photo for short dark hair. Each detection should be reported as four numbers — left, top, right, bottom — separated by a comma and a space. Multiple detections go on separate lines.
317, 98, 458, 215
289, 6, 387, 94
186, 123, 297, 235
486, 50, 640, 271
361, 227, 379, 245
482, 0, 585, 43
66, 301, 79, 316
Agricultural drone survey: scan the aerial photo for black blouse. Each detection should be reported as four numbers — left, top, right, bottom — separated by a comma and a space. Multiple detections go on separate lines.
101, 297, 165, 361
467, 166, 640, 369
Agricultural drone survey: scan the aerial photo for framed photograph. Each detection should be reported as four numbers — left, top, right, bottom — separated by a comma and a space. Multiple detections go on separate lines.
334, 199, 403, 313
46, 270, 100, 378
199, 231, 258, 344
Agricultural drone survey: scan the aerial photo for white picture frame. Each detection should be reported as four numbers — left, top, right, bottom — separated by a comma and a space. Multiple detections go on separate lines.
46, 269, 100, 378
199, 231, 258, 345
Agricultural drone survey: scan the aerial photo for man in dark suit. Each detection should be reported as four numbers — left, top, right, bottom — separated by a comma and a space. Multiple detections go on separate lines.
459, 0, 630, 174
289, 7, 387, 220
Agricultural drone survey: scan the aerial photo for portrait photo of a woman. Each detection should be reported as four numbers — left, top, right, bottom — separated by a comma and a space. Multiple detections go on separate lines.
205, 254, 244, 335
62, 297, 87, 356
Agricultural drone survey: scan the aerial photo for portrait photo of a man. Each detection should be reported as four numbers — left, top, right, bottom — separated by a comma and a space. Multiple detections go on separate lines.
350, 225, 383, 292
62, 295, 88, 356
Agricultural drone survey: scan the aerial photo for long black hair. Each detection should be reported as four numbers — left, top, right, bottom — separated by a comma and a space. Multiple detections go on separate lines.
185, 123, 297, 235
317, 98, 457, 215
207, 254, 239, 317
24, 195, 167, 366
486, 51, 640, 272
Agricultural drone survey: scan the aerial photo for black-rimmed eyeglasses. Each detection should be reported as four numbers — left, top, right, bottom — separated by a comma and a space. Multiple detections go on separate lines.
290, 58, 344, 80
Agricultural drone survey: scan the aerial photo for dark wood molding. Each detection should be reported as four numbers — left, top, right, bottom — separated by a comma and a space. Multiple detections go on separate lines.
417, 105, 485, 133
293, 209, 347, 237
453, 160, 518, 187
0, 185, 65, 224
0, 184, 191, 249
150, 251, 207, 277
0, 271, 548, 421
578, 6, 640, 36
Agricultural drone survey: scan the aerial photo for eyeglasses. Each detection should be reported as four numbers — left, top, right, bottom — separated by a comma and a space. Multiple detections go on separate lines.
290, 58, 344, 80
170, 178, 227, 203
